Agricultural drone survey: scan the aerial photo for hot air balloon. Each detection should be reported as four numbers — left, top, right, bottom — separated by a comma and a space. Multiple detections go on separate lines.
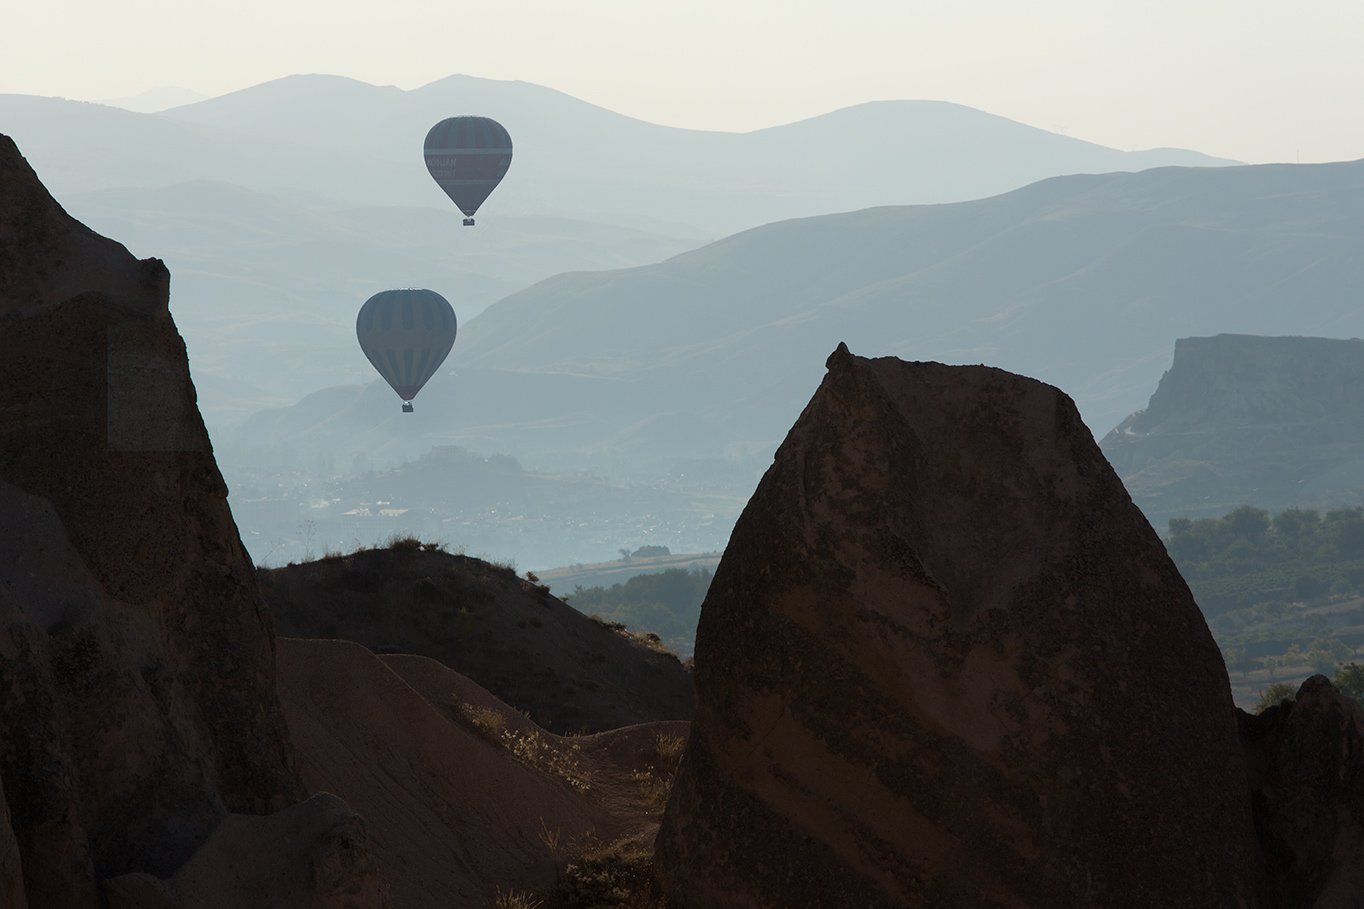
423, 116, 512, 226
356, 289, 457, 413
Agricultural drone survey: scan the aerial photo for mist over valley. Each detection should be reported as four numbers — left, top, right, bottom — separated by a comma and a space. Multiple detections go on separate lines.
9, 19, 1364, 901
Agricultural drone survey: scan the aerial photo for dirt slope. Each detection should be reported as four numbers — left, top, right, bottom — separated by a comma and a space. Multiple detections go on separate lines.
263, 547, 693, 734
277, 637, 686, 907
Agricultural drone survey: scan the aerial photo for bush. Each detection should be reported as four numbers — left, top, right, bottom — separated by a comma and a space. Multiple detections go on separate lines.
1254, 681, 1300, 714
385, 533, 423, 551
1334, 663, 1364, 705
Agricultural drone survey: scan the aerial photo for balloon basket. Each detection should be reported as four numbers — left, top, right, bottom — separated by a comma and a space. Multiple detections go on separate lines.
462, 218, 475, 226
402, 402, 414, 413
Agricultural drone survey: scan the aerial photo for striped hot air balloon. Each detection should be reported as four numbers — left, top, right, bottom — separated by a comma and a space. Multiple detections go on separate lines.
356, 289, 457, 413
423, 116, 513, 226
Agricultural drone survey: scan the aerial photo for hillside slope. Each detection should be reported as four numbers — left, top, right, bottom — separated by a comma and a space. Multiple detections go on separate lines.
61, 181, 695, 423
261, 546, 694, 734
2, 75, 1231, 431
277, 637, 687, 906
239, 158, 1364, 476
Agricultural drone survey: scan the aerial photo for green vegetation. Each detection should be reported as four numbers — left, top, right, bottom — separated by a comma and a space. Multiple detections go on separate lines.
1253, 662, 1364, 714
1335, 662, 1364, 703
1158, 506, 1364, 708
1167, 506, 1364, 615
571, 568, 712, 657
1253, 682, 1300, 714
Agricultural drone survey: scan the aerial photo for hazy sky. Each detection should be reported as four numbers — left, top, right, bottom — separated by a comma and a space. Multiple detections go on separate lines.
6, 0, 1364, 164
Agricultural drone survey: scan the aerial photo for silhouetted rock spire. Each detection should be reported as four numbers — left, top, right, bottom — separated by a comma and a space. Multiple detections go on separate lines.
0, 134, 378, 906
656, 346, 1264, 907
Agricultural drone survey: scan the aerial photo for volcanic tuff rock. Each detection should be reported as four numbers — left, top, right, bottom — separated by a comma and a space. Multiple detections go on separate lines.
1239, 676, 1364, 908
262, 547, 693, 734
0, 134, 377, 906
1101, 334, 1364, 523
103, 794, 386, 909
655, 344, 1264, 908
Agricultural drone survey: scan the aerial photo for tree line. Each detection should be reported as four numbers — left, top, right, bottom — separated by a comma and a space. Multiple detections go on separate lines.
1165, 506, 1364, 614
570, 567, 712, 657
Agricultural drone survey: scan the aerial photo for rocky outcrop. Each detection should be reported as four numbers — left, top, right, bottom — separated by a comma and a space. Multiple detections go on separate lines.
655, 344, 1264, 907
1101, 334, 1364, 523
0, 775, 24, 909
0, 134, 378, 903
263, 547, 693, 734
1239, 676, 1364, 908
118, 794, 385, 909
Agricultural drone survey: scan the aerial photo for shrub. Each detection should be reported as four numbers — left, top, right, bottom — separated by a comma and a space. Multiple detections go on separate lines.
458, 703, 506, 743
653, 733, 686, 777
553, 835, 663, 908
385, 533, 423, 551
1254, 681, 1300, 714
1334, 662, 1364, 705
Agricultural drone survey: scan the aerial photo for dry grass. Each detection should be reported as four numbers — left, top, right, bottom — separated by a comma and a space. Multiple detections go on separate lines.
553, 834, 670, 908
458, 701, 594, 792
385, 533, 424, 551
457, 702, 507, 743
587, 615, 679, 658
626, 732, 687, 809
652, 733, 685, 776
493, 889, 544, 909
502, 728, 593, 793
630, 768, 671, 808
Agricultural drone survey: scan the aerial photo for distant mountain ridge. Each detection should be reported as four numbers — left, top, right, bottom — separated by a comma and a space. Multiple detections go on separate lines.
99, 85, 208, 113
236, 157, 1364, 485
1101, 334, 1364, 523
1, 74, 1232, 430
62, 180, 698, 423
4, 73, 1234, 235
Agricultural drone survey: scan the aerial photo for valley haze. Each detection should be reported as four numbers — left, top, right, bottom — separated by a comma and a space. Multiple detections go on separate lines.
8, 13, 1364, 900
1, 72, 1283, 568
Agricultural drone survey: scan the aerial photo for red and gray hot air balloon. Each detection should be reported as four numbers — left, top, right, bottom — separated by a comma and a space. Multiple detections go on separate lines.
423, 116, 512, 226
356, 289, 457, 412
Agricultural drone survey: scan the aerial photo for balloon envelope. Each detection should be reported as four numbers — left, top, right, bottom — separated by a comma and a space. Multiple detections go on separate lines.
423, 116, 513, 218
356, 289, 457, 402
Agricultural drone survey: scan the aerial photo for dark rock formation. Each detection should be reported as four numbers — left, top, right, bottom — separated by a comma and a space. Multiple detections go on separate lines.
0, 134, 375, 905
0, 777, 23, 908
262, 547, 693, 734
104, 794, 386, 909
1102, 334, 1364, 524
655, 344, 1264, 907
1240, 676, 1364, 908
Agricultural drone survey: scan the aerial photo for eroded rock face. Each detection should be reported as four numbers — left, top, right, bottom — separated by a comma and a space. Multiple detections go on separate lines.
104, 794, 386, 909
0, 134, 304, 902
1240, 676, 1364, 908
0, 775, 25, 909
1101, 334, 1364, 524
655, 344, 1264, 908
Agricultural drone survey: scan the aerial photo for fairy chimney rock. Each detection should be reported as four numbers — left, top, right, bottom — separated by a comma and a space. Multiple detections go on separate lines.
0, 134, 317, 905
655, 348, 1263, 908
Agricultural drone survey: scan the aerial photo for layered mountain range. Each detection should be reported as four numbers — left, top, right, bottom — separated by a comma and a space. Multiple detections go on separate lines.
238, 158, 1364, 490
2, 74, 1230, 428
6, 74, 1230, 232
